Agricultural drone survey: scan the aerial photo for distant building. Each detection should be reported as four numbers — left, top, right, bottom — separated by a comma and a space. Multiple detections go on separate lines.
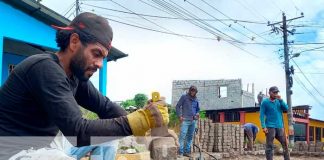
171, 79, 255, 110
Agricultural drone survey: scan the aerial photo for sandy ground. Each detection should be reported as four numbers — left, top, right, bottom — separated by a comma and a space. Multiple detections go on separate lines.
180, 153, 324, 160
237, 155, 323, 160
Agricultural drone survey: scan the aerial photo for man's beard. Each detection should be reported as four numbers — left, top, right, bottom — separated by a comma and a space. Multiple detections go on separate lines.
70, 47, 89, 81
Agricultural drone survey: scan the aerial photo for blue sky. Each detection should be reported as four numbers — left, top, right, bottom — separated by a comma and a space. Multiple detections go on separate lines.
41, 0, 324, 120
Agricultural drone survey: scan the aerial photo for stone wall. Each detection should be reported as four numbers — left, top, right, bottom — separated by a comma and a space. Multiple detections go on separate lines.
172, 79, 255, 110
242, 90, 255, 107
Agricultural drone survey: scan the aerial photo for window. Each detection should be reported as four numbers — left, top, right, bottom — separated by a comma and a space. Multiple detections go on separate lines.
218, 86, 227, 98
8, 64, 15, 74
309, 126, 314, 142
322, 128, 324, 138
224, 112, 240, 122
316, 127, 321, 142
293, 123, 306, 141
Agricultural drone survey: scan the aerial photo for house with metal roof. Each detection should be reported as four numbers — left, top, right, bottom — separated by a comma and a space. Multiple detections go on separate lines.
0, 0, 128, 95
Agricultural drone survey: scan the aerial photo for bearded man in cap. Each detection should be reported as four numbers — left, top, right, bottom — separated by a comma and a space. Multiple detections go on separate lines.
0, 12, 168, 159
259, 86, 290, 160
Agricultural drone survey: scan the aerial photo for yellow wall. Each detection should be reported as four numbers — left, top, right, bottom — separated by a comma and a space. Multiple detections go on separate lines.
245, 112, 289, 144
309, 119, 324, 142
219, 111, 324, 144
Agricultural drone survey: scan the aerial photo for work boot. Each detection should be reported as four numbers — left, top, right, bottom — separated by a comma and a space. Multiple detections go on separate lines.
183, 152, 193, 158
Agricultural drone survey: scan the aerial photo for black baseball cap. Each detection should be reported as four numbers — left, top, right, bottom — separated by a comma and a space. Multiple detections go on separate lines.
189, 85, 198, 92
269, 86, 279, 93
52, 12, 113, 51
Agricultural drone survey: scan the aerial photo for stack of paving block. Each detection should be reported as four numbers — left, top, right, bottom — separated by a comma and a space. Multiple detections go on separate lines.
292, 141, 301, 152
315, 142, 323, 152
239, 124, 244, 153
202, 120, 213, 151
308, 142, 316, 152
214, 123, 223, 152
300, 141, 309, 152
207, 122, 215, 152
222, 124, 232, 152
192, 119, 245, 154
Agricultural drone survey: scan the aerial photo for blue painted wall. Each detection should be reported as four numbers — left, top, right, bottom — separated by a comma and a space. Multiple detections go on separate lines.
1, 53, 26, 83
0, 1, 57, 84
0, 1, 108, 95
99, 58, 108, 95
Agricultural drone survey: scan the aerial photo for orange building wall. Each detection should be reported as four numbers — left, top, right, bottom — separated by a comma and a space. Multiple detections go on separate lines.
244, 112, 289, 144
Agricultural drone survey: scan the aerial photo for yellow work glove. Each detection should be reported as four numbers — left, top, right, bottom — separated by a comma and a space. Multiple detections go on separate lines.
127, 98, 169, 136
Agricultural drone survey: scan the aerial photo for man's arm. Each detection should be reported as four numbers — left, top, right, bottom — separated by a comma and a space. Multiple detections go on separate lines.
175, 95, 184, 117
279, 99, 288, 111
75, 81, 127, 119
27, 60, 132, 142
196, 101, 200, 113
259, 100, 266, 129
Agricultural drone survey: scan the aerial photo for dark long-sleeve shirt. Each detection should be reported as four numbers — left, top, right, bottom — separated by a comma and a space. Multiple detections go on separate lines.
175, 94, 200, 120
0, 54, 132, 146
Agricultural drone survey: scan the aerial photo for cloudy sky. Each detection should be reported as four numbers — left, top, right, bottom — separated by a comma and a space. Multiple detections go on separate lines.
41, 0, 324, 120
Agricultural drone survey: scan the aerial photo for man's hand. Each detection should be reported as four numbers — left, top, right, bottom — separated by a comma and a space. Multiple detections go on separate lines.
194, 113, 200, 120
179, 116, 184, 123
127, 98, 169, 136
275, 95, 282, 100
263, 128, 268, 134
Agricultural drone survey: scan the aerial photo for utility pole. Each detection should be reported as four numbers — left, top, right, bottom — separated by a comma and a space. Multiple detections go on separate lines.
282, 13, 294, 147
76, 0, 80, 16
268, 12, 304, 147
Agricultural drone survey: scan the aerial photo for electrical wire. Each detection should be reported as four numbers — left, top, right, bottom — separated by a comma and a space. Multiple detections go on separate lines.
236, 0, 269, 21
151, 0, 262, 57
295, 46, 324, 55
183, 0, 253, 40
291, 59, 324, 98
151, 0, 239, 41
109, 0, 190, 41
81, 3, 267, 24
63, 2, 76, 17
293, 75, 324, 107
199, 0, 272, 43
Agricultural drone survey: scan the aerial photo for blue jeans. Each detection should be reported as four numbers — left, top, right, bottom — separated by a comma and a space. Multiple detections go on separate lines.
178, 120, 197, 154
68, 140, 119, 160
52, 134, 119, 160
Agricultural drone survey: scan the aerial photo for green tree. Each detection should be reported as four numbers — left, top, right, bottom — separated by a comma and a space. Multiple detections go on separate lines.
134, 93, 148, 108
120, 99, 135, 109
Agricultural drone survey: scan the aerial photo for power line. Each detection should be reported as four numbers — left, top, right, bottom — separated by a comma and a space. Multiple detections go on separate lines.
108, 0, 190, 41
83, 9, 156, 28
295, 72, 324, 75
62, 1, 76, 16
291, 42, 324, 45
295, 46, 324, 55
151, 0, 260, 58
104, 17, 221, 40
236, 0, 269, 21
199, 0, 276, 44
183, 0, 253, 40
266, 0, 284, 12
81, 3, 267, 24
293, 75, 324, 107
151, 0, 240, 42
292, 59, 324, 98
